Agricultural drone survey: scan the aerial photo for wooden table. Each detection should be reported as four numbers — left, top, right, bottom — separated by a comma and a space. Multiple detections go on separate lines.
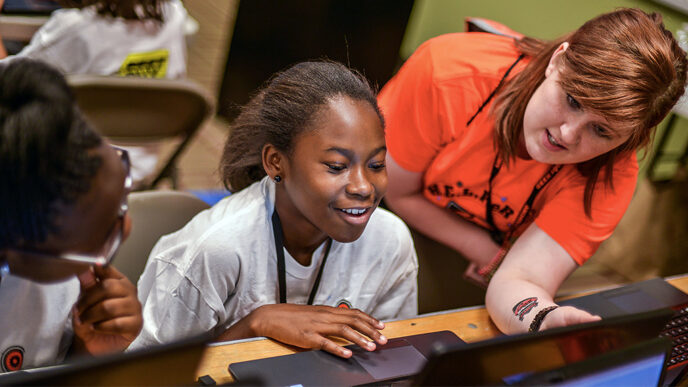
195, 275, 688, 385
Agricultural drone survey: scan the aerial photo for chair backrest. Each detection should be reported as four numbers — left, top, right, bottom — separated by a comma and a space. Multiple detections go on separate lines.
113, 190, 210, 283
67, 75, 215, 188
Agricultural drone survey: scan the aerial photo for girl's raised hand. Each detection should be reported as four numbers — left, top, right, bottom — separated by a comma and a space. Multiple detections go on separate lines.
245, 303, 388, 358
71, 266, 143, 355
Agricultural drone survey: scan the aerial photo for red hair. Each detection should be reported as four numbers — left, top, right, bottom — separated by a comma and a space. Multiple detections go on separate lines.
491, 8, 687, 216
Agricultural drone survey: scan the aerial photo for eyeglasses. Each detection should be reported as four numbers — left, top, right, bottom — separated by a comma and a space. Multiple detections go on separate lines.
2, 146, 132, 268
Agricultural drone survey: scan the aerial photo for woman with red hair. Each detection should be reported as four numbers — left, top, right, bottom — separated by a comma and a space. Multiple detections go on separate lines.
379, 8, 687, 334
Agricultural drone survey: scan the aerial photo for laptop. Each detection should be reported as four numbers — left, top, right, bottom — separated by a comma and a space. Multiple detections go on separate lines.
413, 308, 674, 386
0, 334, 210, 386
514, 337, 673, 386
229, 330, 463, 386
559, 277, 688, 381
1, 0, 60, 15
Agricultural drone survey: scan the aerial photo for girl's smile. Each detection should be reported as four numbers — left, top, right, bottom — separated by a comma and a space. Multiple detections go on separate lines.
334, 206, 373, 226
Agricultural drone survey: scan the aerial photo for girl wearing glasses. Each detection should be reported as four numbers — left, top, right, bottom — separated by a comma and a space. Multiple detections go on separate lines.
0, 59, 142, 372
378, 8, 687, 334
131, 61, 418, 358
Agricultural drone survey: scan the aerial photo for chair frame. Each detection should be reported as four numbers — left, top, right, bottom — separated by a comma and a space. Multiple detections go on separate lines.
67, 74, 215, 189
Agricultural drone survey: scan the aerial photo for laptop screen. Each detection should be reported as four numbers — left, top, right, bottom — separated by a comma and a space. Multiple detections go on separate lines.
560, 353, 666, 387
513, 337, 671, 386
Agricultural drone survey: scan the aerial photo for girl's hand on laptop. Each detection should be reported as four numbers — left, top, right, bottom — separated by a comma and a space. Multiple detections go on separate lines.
539, 305, 601, 331
240, 304, 388, 358
71, 266, 143, 355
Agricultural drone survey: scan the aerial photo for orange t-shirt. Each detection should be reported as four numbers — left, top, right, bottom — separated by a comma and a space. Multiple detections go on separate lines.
378, 32, 638, 265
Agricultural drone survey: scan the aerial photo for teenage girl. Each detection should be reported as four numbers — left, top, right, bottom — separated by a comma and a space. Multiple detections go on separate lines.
378, 8, 687, 334
130, 61, 418, 358
0, 58, 142, 371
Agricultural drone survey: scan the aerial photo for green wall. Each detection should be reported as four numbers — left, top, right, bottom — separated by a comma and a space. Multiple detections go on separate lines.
401, 0, 688, 58
399, 0, 688, 179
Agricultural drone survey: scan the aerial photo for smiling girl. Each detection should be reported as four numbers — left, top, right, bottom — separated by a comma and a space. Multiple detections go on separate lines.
130, 61, 418, 357
379, 8, 687, 334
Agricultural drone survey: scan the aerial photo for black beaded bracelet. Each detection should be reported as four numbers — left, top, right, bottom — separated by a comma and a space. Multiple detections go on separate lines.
529, 305, 559, 332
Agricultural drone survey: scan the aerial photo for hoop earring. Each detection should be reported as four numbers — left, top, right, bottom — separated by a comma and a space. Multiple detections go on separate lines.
274, 175, 282, 183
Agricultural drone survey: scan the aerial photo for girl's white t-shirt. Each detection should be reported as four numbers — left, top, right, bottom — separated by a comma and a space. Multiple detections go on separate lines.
130, 177, 419, 349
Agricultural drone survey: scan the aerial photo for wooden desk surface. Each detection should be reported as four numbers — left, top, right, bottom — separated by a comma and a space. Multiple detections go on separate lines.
195, 276, 688, 385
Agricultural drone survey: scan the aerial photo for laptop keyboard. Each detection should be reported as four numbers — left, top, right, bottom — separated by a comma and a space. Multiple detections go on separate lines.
660, 304, 688, 369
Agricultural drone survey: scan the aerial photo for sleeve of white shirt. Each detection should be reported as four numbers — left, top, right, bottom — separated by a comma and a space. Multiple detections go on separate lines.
128, 240, 240, 350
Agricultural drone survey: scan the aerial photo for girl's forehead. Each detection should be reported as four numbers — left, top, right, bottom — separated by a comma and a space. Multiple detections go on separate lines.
293, 100, 383, 150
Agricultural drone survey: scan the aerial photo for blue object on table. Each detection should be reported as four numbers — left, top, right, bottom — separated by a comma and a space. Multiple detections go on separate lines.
189, 189, 231, 206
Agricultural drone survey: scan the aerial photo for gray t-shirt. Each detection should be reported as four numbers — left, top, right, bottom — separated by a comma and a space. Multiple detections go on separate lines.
130, 177, 419, 349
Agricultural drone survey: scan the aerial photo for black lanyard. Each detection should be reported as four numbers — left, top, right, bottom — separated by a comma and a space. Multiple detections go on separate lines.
460, 52, 561, 246
271, 210, 332, 305
485, 156, 562, 245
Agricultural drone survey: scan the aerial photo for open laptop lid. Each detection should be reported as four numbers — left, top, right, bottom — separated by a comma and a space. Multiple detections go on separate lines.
514, 337, 672, 386
559, 277, 688, 318
0, 334, 210, 386
415, 308, 674, 386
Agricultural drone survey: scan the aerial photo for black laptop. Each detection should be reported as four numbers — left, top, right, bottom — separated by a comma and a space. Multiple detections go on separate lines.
229, 330, 463, 386
413, 308, 674, 386
0, 334, 210, 386
559, 277, 688, 381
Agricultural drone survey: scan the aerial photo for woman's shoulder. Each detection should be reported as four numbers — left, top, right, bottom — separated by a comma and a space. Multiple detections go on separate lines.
417, 32, 523, 83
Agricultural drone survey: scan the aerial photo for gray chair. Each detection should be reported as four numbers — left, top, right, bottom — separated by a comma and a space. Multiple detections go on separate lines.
67, 74, 215, 189
113, 190, 210, 283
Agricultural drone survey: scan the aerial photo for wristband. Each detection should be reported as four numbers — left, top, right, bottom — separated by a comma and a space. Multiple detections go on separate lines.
477, 246, 508, 282
529, 305, 559, 332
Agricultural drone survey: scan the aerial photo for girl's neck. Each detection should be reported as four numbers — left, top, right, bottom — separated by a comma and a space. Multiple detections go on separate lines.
274, 189, 329, 266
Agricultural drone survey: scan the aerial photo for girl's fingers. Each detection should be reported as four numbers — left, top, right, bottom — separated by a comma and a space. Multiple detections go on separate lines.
76, 296, 140, 326
324, 323, 377, 351
91, 315, 143, 337
316, 336, 353, 358
328, 309, 386, 345
331, 307, 384, 330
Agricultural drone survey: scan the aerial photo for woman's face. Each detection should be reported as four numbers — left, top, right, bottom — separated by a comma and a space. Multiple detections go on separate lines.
277, 96, 387, 244
522, 43, 631, 165
4, 143, 132, 283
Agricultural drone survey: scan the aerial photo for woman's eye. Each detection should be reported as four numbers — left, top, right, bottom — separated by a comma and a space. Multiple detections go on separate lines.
369, 161, 386, 170
325, 163, 345, 172
566, 93, 581, 110
593, 125, 611, 139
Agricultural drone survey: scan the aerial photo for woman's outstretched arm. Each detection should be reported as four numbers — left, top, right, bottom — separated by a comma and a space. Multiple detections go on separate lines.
486, 223, 600, 334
